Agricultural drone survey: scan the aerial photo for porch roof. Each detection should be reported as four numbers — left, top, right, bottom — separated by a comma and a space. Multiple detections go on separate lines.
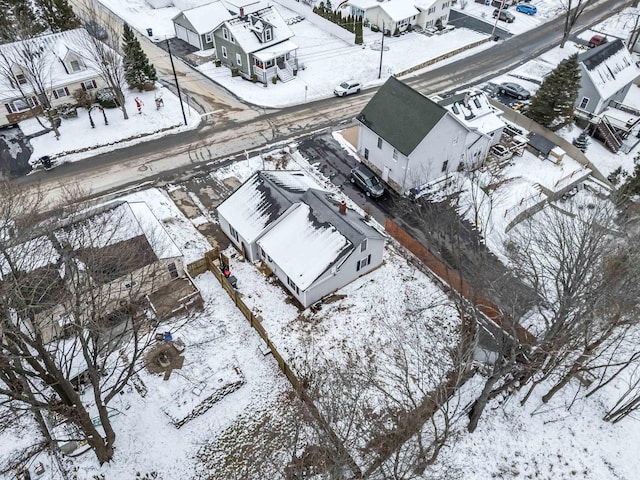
253, 39, 298, 62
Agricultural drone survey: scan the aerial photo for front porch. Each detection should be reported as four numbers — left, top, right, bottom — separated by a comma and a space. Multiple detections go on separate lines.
252, 40, 298, 84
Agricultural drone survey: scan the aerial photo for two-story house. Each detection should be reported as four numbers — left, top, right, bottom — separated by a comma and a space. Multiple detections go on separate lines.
216, 170, 385, 308
348, 0, 451, 33
356, 77, 498, 195
0, 28, 105, 128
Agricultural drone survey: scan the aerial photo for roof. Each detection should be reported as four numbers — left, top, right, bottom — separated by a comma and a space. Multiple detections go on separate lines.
173, 1, 234, 34
357, 77, 448, 156
347, 0, 380, 9
578, 39, 640, 101
253, 39, 298, 61
223, 5, 294, 54
528, 133, 556, 156
439, 89, 505, 135
216, 170, 321, 243
0, 29, 101, 102
380, 0, 420, 21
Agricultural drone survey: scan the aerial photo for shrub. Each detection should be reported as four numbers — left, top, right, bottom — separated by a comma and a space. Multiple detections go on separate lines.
251, 73, 258, 83
272, 76, 278, 84
73, 88, 95, 109
231, 67, 240, 77
96, 88, 119, 108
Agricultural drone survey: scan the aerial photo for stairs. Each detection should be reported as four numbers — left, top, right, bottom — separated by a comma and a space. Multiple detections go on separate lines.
596, 116, 623, 152
277, 65, 294, 82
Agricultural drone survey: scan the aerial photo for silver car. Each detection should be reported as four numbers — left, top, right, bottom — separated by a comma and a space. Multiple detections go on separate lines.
334, 81, 362, 97
350, 165, 385, 198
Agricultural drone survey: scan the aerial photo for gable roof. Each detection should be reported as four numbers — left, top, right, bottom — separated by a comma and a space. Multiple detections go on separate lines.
439, 89, 505, 136
0, 28, 101, 102
357, 77, 448, 156
578, 39, 640, 101
528, 133, 556, 156
380, 0, 420, 21
173, 1, 234, 34
223, 4, 294, 54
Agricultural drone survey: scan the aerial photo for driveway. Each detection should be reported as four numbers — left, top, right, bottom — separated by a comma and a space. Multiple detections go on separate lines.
448, 9, 512, 38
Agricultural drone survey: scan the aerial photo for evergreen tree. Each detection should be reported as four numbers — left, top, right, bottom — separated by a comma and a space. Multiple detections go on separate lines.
572, 130, 589, 152
355, 16, 363, 44
0, 0, 45, 42
34, 0, 80, 33
526, 53, 581, 129
122, 23, 157, 90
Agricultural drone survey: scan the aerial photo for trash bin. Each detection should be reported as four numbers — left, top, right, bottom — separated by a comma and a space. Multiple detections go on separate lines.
493, 35, 500, 41
146, 28, 153, 37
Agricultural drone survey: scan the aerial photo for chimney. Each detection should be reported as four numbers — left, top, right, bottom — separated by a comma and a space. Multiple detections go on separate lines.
240, 6, 244, 16
339, 201, 347, 215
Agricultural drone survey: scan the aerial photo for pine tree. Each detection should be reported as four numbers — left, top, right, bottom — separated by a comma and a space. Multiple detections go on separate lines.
0, 0, 45, 42
526, 53, 581, 129
122, 23, 157, 90
34, 0, 80, 33
355, 16, 363, 45
572, 130, 589, 152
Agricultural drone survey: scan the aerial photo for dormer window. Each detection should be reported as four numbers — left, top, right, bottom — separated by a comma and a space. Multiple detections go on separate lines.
70, 59, 84, 72
264, 28, 272, 42
15, 73, 27, 85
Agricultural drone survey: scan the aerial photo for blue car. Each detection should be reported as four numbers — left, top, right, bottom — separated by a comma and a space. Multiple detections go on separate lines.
516, 3, 537, 14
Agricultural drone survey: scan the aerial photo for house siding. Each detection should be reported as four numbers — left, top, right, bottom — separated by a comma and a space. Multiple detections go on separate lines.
217, 212, 259, 261
214, 30, 251, 76
576, 66, 604, 114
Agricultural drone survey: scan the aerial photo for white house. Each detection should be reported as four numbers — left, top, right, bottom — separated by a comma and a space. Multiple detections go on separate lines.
0, 29, 106, 128
356, 77, 497, 195
216, 170, 385, 307
576, 39, 640, 115
348, 0, 451, 33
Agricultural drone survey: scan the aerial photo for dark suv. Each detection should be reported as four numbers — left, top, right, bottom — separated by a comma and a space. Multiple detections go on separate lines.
493, 9, 515, 22
350, 165, 385, 198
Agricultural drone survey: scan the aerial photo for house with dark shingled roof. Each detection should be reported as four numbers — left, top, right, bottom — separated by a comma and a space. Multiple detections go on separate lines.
216, 170, 385, 307
356, 77, 495, 195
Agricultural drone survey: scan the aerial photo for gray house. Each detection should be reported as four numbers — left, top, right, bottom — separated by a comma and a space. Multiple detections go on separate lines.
216, 170, 385, 308
356, 77, 497, 195
213, 4, 298, 84
172, 2, 234, 51
576, 39, 640, 115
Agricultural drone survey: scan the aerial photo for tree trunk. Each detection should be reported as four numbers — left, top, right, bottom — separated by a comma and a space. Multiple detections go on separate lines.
467, 373, 500, 433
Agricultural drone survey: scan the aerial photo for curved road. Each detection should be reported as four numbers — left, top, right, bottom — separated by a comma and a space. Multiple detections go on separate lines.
22, 0, 632, 205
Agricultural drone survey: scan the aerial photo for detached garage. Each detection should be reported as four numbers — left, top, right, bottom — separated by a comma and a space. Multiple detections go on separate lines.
172, 1, 233, 51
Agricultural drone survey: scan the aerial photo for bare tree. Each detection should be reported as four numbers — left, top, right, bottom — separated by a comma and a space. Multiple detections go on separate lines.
559, 0, 594, 48
0, 182, 182, 464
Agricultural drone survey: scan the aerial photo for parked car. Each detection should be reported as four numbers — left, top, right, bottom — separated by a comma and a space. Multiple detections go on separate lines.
334, 80, 362, 97
350, 165, 385, 198
490, 0, 510, 8
515, 4, 536, 14
588, 34, 607, 48
499, 82, 530, 100
493, 9, 515, 22
424, 26, 439, 36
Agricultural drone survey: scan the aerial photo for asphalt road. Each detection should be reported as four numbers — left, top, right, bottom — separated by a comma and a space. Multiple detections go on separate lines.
17, 0, 632, 204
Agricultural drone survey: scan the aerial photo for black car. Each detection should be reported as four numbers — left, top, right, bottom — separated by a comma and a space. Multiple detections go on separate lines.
499, 82, 531, 100
350, 165, 385, 198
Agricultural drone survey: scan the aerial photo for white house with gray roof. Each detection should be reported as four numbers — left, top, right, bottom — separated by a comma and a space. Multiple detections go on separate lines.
216, 170, 385, 307
357, 77, 494, 195
348, 0, 450, 33
0, 28, 106, 128
576, 39, 640, 115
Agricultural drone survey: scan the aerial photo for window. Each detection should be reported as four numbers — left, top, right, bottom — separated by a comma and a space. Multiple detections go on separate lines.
236, 53, 242, 66
579, 97, 589, 109
428, 6, 436, 14
398, 18, 409, 27
222, 46, 228, 59
393, 149, 398, 161
264, 28, 272, 42
70, 59, 84, 72
205, 32, 213, 44
360, 239, 368, 252
442, 1, 450, 8
81, 80, 97, 90
356, 254, 372, 272
223, 27, 229, 40
125, 281, 137, 288
5, 97, 37, 113
364, 148, 369, 160
15, 73, 27, 85
287, 277, 300, 294
441, 160, 448, 172
377, 137, 382, 149
53, 87, 69, 99
229, 224, 239, 241
167, 262, 179, 279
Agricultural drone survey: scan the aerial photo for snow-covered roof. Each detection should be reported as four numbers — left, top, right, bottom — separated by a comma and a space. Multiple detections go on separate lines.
0, 29, 102, 102
216, 170, 321, 243
127, 202, 183, 259
257, 202, 350, 290
439, 89, 506, 136
252, 39, 298, 61
0, 235, 59, 277
380, 0, 420, 21
224, 5, 294, 54
173, 1, 234, 34
347, 0, 381, 10
578, 40, 640, 102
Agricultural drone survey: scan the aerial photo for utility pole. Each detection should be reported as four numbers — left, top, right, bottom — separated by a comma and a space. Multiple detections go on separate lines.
167, 38, 188, 126
378, 22, 385, 79
490, 0, 506, 39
